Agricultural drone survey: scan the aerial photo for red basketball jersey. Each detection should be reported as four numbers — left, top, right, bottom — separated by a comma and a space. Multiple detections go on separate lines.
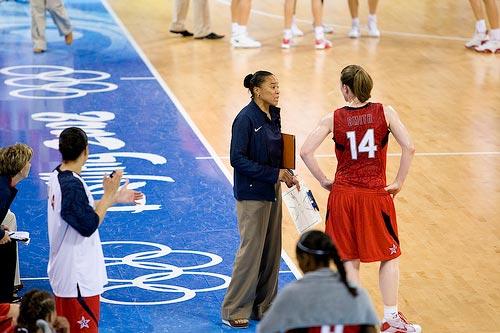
333, 102, 389, 189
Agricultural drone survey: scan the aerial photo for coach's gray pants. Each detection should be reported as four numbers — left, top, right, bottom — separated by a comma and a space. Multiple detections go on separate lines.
222, 183, 283, 321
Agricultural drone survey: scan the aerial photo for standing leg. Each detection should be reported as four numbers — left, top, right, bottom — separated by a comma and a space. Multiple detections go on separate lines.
46, 0, 72, 45
290, 0, 304, 36
466, 0, 490, 49
379, 259, 422, 333
475, 0, 500, 52
192, 0, 210, 38
282, 0, 295, 48
313, 0, 332, 49
348, 0, 360, 38
2, 211, 20, 289
231, 0, 260, 48
170, 0, 193, 36
31, 0, 48, 52
252, 184, 282, 319
221, 200, 272, 322
344, 259, 361, 284
367, 0, 380, 37
379, 258, 399, 309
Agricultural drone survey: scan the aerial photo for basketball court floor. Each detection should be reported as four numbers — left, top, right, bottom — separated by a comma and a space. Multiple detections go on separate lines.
1, 0, 499, 332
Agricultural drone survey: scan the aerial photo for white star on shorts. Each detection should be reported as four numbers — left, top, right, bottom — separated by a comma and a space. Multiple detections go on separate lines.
389, 244, 398, 255
77, 316, 90, 329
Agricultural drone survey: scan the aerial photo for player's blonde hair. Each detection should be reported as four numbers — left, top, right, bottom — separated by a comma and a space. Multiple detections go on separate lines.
340, 65, 373, 103
0, 143, 34, 176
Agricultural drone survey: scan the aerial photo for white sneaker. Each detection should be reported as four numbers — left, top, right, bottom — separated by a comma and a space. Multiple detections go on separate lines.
465, 32, 489, 49
349, 25, 360, 38
315, 38, 332, 50
323, 24, 334, 34
367, 21, 380, 37
475, 39, 500, 53
381, 312, 422, 333
291, 24, 304, 37
232, 33, 261, 48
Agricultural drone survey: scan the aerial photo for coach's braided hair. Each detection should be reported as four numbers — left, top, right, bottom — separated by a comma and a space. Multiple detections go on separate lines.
243, 71, 274, 99
16, 289, 55, 333
297, 230, 358, 297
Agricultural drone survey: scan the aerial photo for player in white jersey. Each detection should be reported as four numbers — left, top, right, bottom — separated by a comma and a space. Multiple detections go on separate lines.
47, 127, 142, 333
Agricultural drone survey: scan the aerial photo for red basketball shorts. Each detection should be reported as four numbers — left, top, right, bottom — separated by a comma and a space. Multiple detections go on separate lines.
325, 185, 402, 262
55, 294, 100, 333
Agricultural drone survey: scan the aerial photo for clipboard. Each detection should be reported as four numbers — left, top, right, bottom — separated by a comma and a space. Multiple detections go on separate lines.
282, 180, 322, 234
281, 133, 295, 169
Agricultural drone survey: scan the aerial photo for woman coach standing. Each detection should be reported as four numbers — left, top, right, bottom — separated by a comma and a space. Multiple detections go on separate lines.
221, 71, 299, 329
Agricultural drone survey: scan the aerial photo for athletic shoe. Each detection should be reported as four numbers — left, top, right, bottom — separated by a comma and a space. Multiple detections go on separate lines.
475, 39, 500, 53
315, 38, 332, 50
465, 32, 489, 49
349, 25, 360, 38
323, 24, 334, 34
232, 33, 261, 48
367, 21, 380, 37
291, 24, 304, 37
281, 38, 292, 49
381, 312, 422, 333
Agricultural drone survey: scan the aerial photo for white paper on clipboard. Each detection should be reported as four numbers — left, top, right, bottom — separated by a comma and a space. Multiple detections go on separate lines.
282, 180, 322, 234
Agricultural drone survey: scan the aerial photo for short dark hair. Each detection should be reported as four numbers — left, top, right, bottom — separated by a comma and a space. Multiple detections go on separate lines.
59, 127, 88, 161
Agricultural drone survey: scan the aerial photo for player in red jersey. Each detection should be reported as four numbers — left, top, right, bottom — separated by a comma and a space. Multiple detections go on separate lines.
300, 65, 421, 333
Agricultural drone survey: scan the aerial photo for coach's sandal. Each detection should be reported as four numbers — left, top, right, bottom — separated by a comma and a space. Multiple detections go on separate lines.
222, 318, 249, 329
33, 48, 45, 53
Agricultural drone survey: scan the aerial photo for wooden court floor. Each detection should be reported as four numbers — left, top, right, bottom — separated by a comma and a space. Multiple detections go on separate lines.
107, 0, 500, 332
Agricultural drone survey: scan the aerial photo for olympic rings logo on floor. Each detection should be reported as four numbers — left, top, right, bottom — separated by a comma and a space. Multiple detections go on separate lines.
101, 241, 231, 305
0, 65, 118, 99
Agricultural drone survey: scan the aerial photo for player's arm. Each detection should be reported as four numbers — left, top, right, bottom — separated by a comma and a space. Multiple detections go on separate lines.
300, 112, 334, 191
384, 104, 415, 197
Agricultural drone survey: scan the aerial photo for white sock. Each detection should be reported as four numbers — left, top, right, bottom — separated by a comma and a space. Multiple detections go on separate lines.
490, 28, 500, 40
237, 25, 247, 36
231, 22, 239, 35
352, 17, 360, 27
368, 14, 377, 24
314, 25, 324, 40
384, 305, 398, 320
292, 15, 298, 27
476, 19, 487, 34
283, 29, 293, 40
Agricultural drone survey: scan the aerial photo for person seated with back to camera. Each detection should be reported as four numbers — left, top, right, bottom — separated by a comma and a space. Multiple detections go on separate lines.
4, 288, 69, 333
257, 230, 379, 333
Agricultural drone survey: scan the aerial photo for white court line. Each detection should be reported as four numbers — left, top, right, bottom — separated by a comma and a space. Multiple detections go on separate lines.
120, 77, 156, 80
197, 151, 500, 160
216, 0, 470, 42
